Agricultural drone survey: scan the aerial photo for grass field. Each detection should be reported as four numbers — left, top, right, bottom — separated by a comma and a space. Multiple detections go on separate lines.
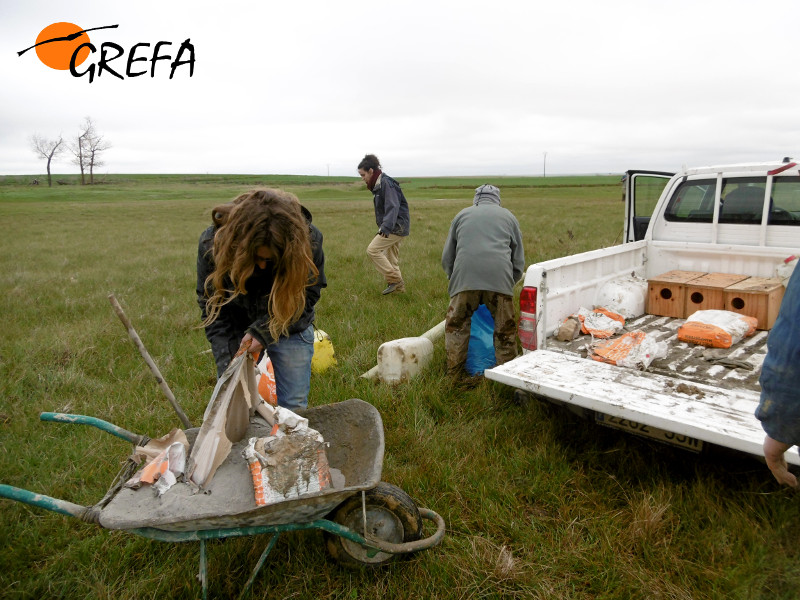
1, 174, 798, 599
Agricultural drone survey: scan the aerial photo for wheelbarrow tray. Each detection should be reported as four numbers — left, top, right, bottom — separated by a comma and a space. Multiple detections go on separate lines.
99, 398, 384, 532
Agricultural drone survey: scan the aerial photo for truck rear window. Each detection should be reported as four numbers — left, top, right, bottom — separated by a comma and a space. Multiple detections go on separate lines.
718, 178, 766, 224
663, 179, 715, 222
664, 176, 800, 226
770, 177, 800, 225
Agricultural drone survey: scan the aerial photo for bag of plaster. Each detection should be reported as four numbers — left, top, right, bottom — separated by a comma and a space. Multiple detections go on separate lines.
242, 406, 333, 506
577, 307, 626, 339
124, 429, 189, 496
257, 356, 277, 407
677, 310, 758, 349
589, 330, 668, 370
466, 304, 496, 375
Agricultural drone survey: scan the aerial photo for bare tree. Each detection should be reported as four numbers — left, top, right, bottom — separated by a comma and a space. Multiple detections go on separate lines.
29, 134, 65, 187
86, 131, 111, 184
70, 117, 110, 184
70, 118, 92, 185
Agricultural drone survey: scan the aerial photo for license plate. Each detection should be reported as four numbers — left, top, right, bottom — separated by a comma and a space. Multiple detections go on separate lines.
595, 413, 703, 452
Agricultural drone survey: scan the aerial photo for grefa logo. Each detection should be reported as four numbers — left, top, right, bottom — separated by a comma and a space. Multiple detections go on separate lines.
17, 22, 195, 82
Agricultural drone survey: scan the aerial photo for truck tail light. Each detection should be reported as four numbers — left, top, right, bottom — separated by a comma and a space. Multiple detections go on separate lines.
518, 286, 538, 350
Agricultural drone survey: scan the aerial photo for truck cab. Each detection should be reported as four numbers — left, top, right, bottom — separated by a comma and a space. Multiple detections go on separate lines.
625, 158, 800, 245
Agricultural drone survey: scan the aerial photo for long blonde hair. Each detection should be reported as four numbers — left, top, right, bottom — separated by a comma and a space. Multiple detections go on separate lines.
201, 188, 318, 341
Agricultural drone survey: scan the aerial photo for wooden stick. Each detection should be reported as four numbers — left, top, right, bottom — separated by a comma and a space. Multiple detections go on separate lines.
108, 294, 193, 429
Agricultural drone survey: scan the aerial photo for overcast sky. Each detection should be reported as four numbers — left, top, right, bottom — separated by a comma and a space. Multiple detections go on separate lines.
2, 0, 798, 177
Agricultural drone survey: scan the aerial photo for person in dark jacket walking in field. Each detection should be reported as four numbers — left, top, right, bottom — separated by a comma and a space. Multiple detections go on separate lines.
755, 265, 800, 488
357, 154, 410, 295
441, 184, 525, 379
196, 188, 326, 411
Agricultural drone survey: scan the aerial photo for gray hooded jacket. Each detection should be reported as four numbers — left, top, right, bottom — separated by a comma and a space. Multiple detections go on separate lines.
441, 184, 525, 297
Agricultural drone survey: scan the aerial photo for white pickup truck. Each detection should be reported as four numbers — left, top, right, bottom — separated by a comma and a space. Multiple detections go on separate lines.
485, 158, 800, 464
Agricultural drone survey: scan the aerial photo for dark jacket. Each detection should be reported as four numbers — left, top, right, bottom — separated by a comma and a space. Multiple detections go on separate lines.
196, 205, 326, 375
373, 174, 410, 237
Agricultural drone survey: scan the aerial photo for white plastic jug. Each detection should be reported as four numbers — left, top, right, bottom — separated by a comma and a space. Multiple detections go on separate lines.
376, 337, 434, 384
775, 255, 798, 287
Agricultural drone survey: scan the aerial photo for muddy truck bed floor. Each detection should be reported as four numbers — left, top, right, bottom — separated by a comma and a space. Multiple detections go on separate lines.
545, 313, 767, 393
485, 314, 792, 465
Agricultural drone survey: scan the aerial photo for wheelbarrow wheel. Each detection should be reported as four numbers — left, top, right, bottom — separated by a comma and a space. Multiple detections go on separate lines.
325, 481, 422, 567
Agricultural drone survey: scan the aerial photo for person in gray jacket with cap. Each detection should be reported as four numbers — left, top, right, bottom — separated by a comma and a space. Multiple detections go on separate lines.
441, 184, 525, 378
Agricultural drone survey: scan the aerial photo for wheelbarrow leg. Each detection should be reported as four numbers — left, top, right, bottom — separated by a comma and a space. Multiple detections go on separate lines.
239, 534, 280, 600
195, 532, 280, 600
199, 539, 207, 600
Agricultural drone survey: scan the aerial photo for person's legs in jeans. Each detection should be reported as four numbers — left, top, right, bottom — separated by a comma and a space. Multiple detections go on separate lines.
266, 324, 315, 411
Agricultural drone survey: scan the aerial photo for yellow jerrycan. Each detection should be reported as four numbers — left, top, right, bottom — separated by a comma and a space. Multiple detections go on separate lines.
311, 328, 337, 373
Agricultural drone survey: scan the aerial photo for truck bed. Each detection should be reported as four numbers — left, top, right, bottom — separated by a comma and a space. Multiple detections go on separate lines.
545, 312, 768, 393
484, 315, 796, 465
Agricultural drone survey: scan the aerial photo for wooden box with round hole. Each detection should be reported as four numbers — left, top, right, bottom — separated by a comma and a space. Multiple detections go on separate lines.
646, 270, 706, 318
684, 272, 749, 317
723, 277, 785, 330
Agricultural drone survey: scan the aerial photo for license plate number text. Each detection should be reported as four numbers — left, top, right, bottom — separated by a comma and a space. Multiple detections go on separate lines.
595, 413, 703, 452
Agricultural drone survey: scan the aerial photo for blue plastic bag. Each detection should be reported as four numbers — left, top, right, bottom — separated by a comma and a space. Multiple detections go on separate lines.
465, 304, 497, 375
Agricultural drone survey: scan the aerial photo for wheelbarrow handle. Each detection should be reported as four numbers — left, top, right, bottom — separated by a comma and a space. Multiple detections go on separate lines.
40, 412, 147, 445
0, 484, 89, 520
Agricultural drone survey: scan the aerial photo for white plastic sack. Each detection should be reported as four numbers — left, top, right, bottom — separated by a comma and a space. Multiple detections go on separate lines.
577, 307, 625, 339
593, 276, 648, 319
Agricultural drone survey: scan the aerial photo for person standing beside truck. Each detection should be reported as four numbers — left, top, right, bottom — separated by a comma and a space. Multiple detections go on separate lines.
196, 188, 326, 411
357, 154, 410, 295
755, 265, 800, 488
441, 184, 525, 379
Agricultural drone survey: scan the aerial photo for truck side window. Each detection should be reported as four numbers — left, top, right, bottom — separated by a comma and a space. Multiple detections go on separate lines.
719, 178, 766, 224
633, 175, 667, 218
663, 179, 716, 222
769, 177, 800, 225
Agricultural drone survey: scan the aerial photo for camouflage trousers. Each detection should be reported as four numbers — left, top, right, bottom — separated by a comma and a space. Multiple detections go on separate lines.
445, 290, 518, 376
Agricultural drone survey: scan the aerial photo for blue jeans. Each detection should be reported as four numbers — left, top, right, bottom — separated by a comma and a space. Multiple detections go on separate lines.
267, 324, 315, 412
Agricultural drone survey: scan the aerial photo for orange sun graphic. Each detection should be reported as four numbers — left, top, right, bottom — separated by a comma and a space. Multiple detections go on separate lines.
34, 22, 91, 70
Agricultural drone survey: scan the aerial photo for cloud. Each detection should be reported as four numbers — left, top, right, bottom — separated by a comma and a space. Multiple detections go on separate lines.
2, 0, 798, 176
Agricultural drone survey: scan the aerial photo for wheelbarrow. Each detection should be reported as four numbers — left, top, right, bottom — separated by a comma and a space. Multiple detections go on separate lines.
0, 398, 446, 599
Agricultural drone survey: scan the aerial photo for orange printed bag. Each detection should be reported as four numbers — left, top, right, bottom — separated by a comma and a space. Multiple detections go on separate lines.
677, 310, 758, 349
589, 330, 668, 369
257, 357, 277, 406
590, 331, 647, 365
